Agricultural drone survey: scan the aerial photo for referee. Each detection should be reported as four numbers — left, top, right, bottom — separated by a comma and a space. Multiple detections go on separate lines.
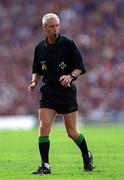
28, 13, 93, 175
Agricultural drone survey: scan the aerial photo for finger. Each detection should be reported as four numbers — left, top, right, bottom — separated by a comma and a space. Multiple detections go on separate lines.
59, 75, 65, 82
61, 82, 70, 87
61, 78, 67, 84
28, 87, 32, 93
28, 85, 34, 93
61, 79, 69, 86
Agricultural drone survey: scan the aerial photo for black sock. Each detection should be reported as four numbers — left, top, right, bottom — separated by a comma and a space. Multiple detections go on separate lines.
74, 133, 89, 165
38, 136, 50, 164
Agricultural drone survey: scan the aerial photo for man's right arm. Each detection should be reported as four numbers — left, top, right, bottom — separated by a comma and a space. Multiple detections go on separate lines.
28, 73, 41, 94
28, 45, 43, 93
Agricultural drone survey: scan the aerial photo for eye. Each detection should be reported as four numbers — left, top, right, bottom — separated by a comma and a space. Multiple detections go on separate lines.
49, 24, 59, 28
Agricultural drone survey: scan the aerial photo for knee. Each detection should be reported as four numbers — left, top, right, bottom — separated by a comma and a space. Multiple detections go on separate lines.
67, 130, 78, 140
40, 122, 48, 129
39, 122, 51, 135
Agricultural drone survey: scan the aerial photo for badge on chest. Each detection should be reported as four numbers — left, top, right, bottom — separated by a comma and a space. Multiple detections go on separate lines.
40, 60, 47, 71
59, 61, 67, 70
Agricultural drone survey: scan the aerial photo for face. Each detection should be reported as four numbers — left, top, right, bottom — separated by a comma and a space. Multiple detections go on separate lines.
43, 18, 60, 40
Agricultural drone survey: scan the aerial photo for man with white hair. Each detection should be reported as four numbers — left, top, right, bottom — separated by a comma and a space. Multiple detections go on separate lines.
28, 13, 93, 175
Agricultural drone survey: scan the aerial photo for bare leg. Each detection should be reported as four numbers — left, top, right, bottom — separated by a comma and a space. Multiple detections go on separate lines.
39, 108, 56, 136
63, 111, 93, 171
63, 111, 80, 140
38, 108, 56, 164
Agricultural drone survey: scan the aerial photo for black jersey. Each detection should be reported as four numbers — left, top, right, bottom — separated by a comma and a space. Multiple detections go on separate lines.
32, 34, 86, 85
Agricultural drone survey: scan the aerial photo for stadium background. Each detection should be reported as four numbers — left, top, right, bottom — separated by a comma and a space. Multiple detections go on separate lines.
0, 0, 124, 125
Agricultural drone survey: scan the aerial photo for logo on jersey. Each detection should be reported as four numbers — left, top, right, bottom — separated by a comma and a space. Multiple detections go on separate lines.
40, 60, 47, 71
41, 64, 47, 70
59, 61, 67, 70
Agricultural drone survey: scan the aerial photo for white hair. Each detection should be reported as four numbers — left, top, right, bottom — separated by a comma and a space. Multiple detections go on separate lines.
42, 13, 60, 26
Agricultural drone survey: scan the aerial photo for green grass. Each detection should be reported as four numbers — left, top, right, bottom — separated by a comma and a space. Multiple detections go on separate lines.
0, 124, 124, 180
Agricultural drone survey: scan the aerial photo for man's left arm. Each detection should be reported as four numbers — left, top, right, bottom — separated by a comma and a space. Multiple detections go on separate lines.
71, 41, 86, 75
59, 69, 82, 86
59, 41, 86, 86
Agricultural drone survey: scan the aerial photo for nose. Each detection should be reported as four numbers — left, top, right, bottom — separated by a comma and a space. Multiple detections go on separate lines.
53, 26, 57, 32
53, 25, 59, 31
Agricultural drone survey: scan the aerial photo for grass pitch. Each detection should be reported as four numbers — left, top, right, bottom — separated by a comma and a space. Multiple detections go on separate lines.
0, 124, 124, 180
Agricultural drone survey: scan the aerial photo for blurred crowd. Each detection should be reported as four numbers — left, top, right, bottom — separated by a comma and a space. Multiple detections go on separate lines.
0, 0, 124, 121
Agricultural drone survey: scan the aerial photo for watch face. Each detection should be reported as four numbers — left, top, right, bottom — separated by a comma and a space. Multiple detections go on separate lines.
72, 73, 76, 77
71, 72, 77, 80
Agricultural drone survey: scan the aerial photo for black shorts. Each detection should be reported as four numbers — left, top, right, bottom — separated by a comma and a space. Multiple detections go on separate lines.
39, 84, 78, 114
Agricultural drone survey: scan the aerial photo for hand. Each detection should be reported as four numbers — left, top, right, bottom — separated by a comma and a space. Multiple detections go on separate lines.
59, 75, 73, 87
28, 81, 37, 94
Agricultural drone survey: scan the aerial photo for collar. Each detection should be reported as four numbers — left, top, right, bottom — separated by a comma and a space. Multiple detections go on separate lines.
45, 34, 62, 46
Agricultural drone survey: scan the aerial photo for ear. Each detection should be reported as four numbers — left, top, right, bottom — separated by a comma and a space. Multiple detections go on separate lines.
42, 26, 45, 32
43, 25, 47, 33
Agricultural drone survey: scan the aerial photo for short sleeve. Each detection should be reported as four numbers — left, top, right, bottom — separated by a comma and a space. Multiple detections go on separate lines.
32, 47, 42, 75
71, 41, 86, 74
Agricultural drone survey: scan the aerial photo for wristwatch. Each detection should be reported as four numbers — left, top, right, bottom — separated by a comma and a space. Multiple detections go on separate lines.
70, 72, 77, 80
